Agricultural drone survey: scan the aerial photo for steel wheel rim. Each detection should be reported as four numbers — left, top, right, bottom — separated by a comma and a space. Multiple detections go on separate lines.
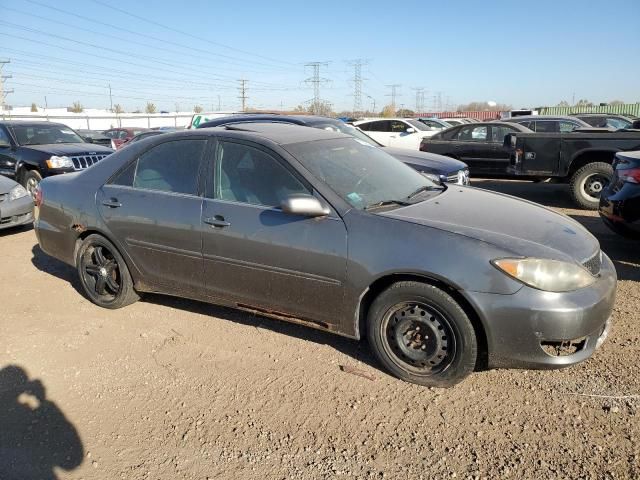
380, 302, 457, 376
26, 177, 39, 199
581, 173, 609, 201
80, 244, 121, 302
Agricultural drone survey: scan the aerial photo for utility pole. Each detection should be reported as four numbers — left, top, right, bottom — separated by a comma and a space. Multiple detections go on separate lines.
108, 84, 113, 112
385, 84, 401, 111
304, 62, 329, 115
44, 96, 48, 109
347, 59, 368, 117
217, 95, 221, 111
238, 79, 248, 112
0, 59, 14, 110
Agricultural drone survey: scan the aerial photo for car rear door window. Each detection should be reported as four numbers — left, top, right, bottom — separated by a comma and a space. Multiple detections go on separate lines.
128, 139, 206, 195
456, 125, 487, 141
215, 141, 310, 207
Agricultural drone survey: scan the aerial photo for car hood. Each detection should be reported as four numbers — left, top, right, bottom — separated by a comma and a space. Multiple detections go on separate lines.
379, 186, 599, 263
20, 143, 114, 155
0, 175, 19, 194
383, 147, 467, 173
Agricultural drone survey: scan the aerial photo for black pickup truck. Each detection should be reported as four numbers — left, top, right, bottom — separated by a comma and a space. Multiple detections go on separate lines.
0, 121, 114, 197
506, 130, 640, 209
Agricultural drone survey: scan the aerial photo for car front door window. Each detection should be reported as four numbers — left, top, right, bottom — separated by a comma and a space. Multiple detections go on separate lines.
215, 141, 310, 206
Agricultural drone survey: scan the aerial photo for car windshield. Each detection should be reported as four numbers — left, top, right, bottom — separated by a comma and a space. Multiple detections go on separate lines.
12, 125, 85, 145
311, 121, 381, 147
405, 119, 429, 131
286, 137, 441, 210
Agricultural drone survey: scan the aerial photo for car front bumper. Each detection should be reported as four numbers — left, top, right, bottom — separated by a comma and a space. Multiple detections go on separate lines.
464, 252, 617, 369
0, 194, 33, 230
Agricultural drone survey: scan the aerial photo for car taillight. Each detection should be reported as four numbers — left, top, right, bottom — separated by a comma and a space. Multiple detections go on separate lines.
618, 167, 640, 184
34, 185, 43, 207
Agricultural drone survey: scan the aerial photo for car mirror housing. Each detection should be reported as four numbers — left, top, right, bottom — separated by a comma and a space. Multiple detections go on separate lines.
405, 127, 416, 134
280, 194, 330, 217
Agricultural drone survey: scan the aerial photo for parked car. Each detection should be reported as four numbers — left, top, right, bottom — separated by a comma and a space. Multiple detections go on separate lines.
0, 175, 33, 230
420, 122, 533, 175
120, 130, 168, 147
354, 118, 441, 150
102, 127, 150, 149
439, 118, 466, 126
0, 121, 114, 197
572, 114, 635, 130
199, 114, 470, 185
504, 115, 592, 133
507, 130, 640, 209
599, 150, 640, 238
34, 123, 615, 387
76, 129, 113, 147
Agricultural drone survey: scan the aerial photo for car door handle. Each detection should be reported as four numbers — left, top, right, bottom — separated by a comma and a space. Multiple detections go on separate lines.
102, 198, 122, 208
204, 216, 231, 228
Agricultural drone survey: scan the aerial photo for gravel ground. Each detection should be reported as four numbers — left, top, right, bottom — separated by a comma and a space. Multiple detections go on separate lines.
1, 179, 638, 480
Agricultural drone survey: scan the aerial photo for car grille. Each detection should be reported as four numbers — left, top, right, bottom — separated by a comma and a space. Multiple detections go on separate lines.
582, 251, 602, 276
71, 154, 109, 171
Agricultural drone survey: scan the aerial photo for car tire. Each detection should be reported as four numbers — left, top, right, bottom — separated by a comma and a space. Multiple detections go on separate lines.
367, 281, 477, 387
76, 234, 139, 309
570, 162, 613, 210
22, 169, 43, 199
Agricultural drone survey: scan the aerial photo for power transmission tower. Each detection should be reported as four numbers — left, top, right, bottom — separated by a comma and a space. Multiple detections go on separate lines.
347, 59, 368, 117
304, 62, 329, 115
0, 59, 14, 110
238, 79, 248, 111
385, 84, 401, 111
412, 87, 426, 113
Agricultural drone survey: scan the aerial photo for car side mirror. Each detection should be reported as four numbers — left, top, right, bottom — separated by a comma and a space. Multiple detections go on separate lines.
405, 127, 416, 134
84, 137, 94, 143
280, 194, 330, 217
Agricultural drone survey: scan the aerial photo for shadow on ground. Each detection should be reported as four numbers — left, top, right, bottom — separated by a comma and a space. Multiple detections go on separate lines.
0, 365, 84, 480
30, 245, 381, 372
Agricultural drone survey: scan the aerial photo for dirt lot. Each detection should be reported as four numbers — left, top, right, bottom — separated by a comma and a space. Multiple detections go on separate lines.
1, 179, 639, 480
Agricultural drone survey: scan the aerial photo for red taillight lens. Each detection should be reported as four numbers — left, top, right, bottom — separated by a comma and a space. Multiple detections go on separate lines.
34, 186, 43, 207
618, 167, 640, 184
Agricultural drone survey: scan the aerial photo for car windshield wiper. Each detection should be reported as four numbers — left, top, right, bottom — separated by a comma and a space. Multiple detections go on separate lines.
406, 184, 444, 200
364, 199, 411, 211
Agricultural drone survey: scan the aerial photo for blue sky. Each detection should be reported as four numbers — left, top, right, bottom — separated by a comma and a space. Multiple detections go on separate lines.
1, 0, 639, 112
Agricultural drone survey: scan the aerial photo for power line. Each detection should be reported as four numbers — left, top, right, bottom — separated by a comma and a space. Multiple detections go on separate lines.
304, 62, 330, 115
6, 4, 292, 74
89, 0, 298, 67
385, 84, 401, 110
238, 79, 248, 112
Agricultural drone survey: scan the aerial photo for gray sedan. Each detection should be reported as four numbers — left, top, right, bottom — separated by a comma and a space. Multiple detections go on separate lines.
34, 124, 616, 387
0, 175, 33, 230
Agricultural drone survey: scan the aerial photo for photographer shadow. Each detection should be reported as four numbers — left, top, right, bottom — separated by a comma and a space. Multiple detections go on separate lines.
0, 365, 84, 480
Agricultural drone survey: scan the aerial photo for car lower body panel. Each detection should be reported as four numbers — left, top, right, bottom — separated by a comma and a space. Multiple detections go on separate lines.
463, 253, 616, 369
0, 195, 33, 230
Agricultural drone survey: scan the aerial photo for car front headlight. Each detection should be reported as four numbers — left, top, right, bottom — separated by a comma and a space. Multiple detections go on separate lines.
8, 184, 28, 201
46, 155, 74, 169
493, 257, 596, 292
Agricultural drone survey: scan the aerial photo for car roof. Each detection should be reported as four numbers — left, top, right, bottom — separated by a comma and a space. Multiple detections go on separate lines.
506, 115, 588, 123
0, 120, 70, 128
195, 122, 348, 145
572, 113, 633, 118
199, 114, 342, 129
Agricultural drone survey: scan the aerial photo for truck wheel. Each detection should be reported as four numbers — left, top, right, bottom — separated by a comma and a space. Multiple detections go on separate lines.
22, 170, 43, 199
367, 281, 477, 388
569, 162, 613, 210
